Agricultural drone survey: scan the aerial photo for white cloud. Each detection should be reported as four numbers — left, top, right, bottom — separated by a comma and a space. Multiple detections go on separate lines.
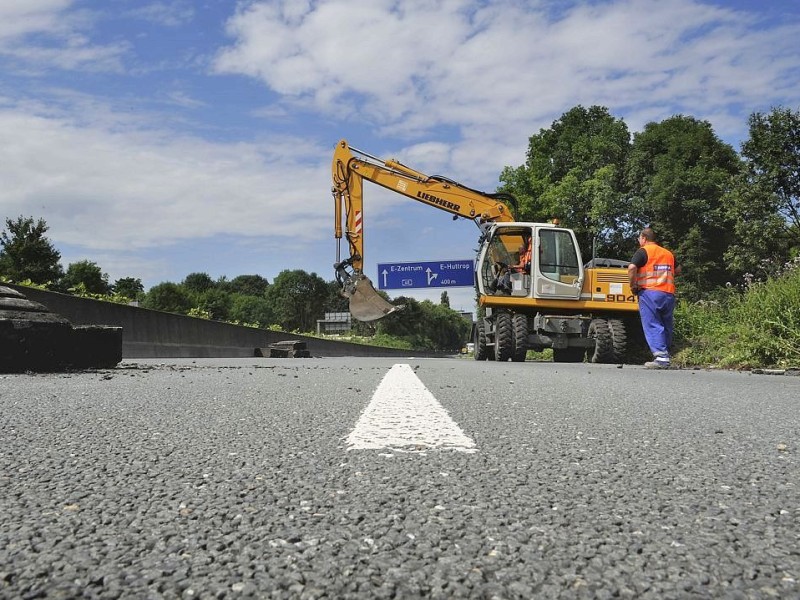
0, 1, 73, 42
165, 90, 207, 109
0, 107, 332, 252
0, 0, 126, 71
214, 0, 800, 147
122, 2, 194, 27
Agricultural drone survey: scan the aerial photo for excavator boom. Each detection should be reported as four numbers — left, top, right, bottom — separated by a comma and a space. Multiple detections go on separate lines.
332, 139, 516, 321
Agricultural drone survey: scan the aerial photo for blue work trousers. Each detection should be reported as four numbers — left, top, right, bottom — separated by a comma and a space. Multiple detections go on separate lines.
638, 290, 675, 358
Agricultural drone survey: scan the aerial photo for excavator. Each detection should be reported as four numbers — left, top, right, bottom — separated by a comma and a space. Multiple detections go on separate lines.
332, 139, 642, 363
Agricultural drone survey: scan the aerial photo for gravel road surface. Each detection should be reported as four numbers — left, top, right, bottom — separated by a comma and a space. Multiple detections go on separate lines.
1, 358, 799, 599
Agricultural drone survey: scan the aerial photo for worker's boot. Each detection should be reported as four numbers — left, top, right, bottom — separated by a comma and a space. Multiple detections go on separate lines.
644, 354, 670, 369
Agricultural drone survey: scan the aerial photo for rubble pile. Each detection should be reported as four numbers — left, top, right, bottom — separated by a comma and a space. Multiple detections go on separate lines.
0, 286, 122, 372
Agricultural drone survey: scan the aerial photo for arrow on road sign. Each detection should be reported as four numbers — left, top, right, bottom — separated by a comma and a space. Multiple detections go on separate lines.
426, 268, 438, 286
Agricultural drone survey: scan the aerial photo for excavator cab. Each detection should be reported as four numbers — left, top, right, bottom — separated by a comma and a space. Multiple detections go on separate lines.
480, 227, 532, 296
478, 223, 584, 300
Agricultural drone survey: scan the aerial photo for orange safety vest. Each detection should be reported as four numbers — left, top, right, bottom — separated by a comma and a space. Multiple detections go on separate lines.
511, 240, 532, 272
517, 241, 532, 270
637, 243, 675, 294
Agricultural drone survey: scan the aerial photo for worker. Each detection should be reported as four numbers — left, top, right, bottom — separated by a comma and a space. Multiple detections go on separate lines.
628, 227, 679, 369
494, 236, 532, 294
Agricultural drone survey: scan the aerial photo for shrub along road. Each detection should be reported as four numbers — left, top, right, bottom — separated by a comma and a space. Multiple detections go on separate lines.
1, 358, 798, 598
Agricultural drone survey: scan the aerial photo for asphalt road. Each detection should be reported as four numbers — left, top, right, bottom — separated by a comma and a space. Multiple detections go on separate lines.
1, 358, 799, 599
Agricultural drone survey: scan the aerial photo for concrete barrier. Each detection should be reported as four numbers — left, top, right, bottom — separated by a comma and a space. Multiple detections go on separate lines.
5, 284, 446, 359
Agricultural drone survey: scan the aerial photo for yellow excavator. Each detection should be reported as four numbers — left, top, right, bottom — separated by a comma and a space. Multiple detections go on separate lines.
332, 139, 642, 363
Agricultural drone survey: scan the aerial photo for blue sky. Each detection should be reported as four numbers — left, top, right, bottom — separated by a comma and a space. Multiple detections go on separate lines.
1, 0, 799, 314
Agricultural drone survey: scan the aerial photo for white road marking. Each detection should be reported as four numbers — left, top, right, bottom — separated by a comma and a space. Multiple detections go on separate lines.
346, 363, 477, 453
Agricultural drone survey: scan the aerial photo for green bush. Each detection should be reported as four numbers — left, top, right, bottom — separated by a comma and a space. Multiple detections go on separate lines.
674, 263, 800, 368
726, 265, 800, 367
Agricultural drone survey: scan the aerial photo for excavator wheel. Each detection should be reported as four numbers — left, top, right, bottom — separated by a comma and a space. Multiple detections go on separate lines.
511, 313, 528, 362
474, 319, 489, 361
608, 318, 627, 363
588, 318, 615, 363
494, 312, 514, 362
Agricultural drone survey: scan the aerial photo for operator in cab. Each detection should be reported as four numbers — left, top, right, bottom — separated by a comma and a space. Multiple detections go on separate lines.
493, 235, 532, 294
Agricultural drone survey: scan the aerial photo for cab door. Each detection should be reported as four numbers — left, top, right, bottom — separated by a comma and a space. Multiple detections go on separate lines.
475, 224, 533, 297
532, 227, 584, 300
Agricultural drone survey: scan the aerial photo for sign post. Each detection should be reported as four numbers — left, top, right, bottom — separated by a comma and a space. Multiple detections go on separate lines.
377, 260, 474, 290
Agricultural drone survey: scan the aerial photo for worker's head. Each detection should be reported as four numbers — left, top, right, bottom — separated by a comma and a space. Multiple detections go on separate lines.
639, 227, 656, 246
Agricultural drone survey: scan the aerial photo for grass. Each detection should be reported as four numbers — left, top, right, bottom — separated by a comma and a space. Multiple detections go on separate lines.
674, 261, 800, 369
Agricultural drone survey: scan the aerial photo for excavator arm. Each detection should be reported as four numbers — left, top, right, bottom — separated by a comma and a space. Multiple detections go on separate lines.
332, 139, 516, 321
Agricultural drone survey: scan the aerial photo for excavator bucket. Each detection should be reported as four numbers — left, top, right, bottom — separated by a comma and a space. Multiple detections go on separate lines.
344, 274, 404, 322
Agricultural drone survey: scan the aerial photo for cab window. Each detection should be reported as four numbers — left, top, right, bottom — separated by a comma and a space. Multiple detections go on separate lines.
538, 230, 579, 283
480, 228, 530, 292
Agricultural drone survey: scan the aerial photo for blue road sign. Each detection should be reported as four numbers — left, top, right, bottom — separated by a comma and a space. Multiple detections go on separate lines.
377, 260, 474, 290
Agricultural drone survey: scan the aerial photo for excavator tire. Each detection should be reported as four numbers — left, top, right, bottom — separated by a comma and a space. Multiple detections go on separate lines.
494, 312, 514, 362
474, 319, 489, 361
511, 313, 528, 362
588, 318, 615, 363
608, 318, 627, 363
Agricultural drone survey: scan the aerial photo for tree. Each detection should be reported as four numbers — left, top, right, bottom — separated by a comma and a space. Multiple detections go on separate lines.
376, 296, 470, 351
113, 277, 145, 300
0, 216, 64, 285
142, 282, 193, 314
194, 288, 233, 321
626, 115, 740, 297
724, 106, 800, 279
421, 301, 470, 352
62, 260, 111, 295
376, 296, 428, 346
440, 291, 450, 307
221, 274, 270, 297
229, 295, 274, 327
265, 269, 329, 332
182, 272, 216, 294
499, 105, 632, 257
324, 281, 349, 313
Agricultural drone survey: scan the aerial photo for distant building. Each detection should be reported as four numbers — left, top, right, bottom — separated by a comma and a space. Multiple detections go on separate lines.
316, 312, 352, 335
